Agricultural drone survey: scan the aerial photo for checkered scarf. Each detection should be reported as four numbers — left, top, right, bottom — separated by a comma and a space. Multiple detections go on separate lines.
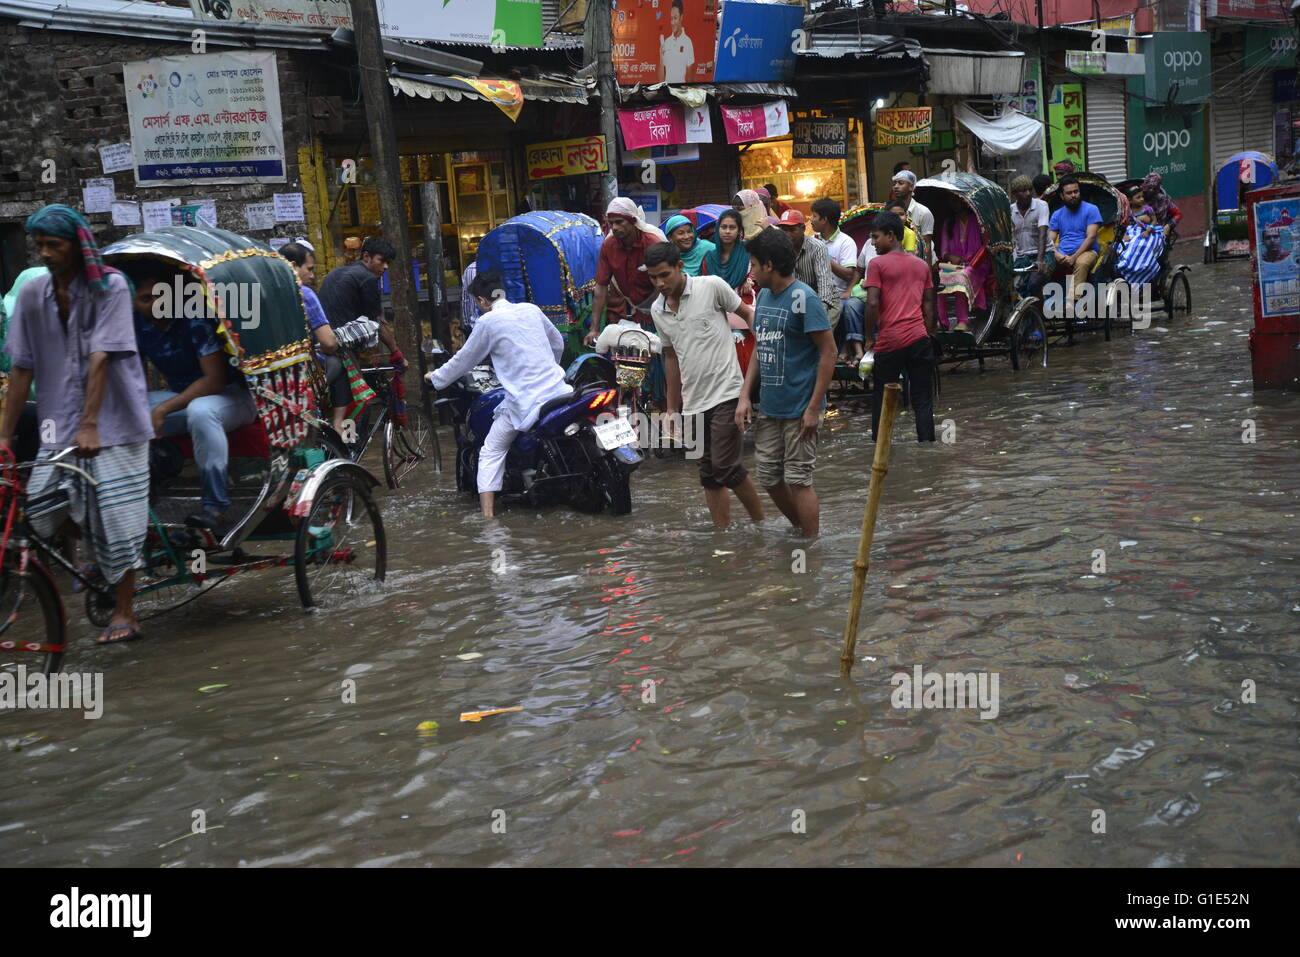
25, 203, 112, 293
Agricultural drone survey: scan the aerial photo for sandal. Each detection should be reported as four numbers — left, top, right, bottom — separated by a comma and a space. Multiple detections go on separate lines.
70, 563, 100, 594
96, 623, 143, 644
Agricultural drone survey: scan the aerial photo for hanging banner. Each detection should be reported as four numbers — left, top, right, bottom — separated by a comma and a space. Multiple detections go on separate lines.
454, 77, 524, 122
190, 0, 544, 46
618, 104, 688, 150
1047, 83, 1086, 171
721, 100, 789, 144
874, 107, 932, 146
611, 0, 718, 86
525, 135, 609, 180
792, 118, 847, 159
684, 104, 713, 143
124, 50, 286, 186
712, 0, 804, 83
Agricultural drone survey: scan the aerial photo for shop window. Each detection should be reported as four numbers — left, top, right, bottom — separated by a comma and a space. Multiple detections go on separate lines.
739, 137, 846, 215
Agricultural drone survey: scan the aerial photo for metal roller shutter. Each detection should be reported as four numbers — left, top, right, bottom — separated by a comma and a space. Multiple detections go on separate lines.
1085, 79, 1128, 182
1211, 46, 1277, 166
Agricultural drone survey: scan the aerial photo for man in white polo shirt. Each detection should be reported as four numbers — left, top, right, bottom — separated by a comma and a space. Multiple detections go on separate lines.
891, 169, 934, 261
645, 240, 766, 530
658, 0, 695, 84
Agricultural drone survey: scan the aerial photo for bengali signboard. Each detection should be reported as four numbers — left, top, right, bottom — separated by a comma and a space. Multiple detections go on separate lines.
190, 0, 543, 46
720, 100, 789, 144
612, 0, 718, 85
525, 136, 609, 181
712, 0, 804, 83
123, 51, 285, 186
792, 117, 847, 159
1047, 83, 1086, 170
874, 107, 932, 146
1205, 0, 1290, 20
1145, 31, 1212, 105
618, 105, 687, 150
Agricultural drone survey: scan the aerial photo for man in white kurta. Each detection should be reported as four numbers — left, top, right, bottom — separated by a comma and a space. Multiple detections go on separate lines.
427, 272, 571, 517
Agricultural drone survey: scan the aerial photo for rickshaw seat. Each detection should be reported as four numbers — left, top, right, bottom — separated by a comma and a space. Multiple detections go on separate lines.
162, 419, 273, 461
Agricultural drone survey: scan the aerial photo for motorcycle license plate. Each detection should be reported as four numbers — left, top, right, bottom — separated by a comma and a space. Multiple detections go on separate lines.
594, 417, 639, 450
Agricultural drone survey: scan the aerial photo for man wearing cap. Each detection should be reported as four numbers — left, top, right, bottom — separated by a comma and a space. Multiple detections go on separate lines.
586, 197, 666, 346
891, 170, 934, 261
1052, 159, 1076, 181
777, 209, 840, 325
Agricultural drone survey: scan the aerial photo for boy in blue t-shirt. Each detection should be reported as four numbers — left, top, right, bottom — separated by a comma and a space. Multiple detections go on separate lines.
734, 228, 836, 537
1048, 175, 1102, 299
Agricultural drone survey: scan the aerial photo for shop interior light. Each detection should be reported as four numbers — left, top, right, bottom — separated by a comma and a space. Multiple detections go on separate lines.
795, 176, 817, 196
874, 98, 885, 109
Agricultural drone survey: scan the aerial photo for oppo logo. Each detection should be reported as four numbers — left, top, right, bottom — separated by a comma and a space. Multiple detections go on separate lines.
1163, 49, 1203, 70
1144, 129, 1191, 156
1271, 36, 1298, 54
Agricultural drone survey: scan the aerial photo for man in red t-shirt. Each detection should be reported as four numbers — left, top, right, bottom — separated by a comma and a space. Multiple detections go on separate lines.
586, 199, 662, 345
863, 211, 938, 442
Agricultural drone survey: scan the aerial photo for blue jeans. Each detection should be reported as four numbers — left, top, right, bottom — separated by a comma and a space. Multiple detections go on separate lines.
148, 385, 257, 510
840, 296, 865, 342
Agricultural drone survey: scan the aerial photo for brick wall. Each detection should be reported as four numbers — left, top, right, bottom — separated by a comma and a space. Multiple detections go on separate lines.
0, 20, 315, 289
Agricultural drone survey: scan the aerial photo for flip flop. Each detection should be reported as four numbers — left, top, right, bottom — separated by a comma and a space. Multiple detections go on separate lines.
70, 563, 100, 594
96, 623, 143, 644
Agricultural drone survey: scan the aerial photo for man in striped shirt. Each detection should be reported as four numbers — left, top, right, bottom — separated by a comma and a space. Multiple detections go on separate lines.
777, 209, 840, 326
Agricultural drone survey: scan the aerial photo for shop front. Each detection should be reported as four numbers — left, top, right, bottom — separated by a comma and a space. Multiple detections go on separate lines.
739, 132, 854, 215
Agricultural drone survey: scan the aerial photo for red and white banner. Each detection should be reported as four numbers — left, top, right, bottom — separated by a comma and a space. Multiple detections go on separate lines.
684, 105, 713, 144
720, 100, 789, 144
618, 104, 687, 151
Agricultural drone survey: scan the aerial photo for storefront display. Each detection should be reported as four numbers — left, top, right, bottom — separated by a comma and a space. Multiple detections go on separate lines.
739, 136, 847, 214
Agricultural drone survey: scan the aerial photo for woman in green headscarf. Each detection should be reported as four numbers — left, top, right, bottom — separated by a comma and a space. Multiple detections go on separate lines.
662, 214, 714, 277
702, 208, 750, 292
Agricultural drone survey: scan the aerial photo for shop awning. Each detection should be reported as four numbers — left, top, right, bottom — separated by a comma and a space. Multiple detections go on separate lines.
953, 103, 1043, 156
800, 33, 925, 61
389, 75, 589, 105
617, 82, 799, 105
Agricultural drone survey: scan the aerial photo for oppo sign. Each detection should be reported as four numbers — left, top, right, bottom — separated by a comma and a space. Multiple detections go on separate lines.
1162, 49, 1203, 71
1143, 128, 1192, 157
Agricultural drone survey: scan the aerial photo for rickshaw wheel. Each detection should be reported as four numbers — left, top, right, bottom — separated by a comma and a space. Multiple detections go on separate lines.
294, 473, 387, 610
0, 556, 66, 677
1165, 272, 1192, 319
1008, 300, 1048, 371
383, 403, 435, 489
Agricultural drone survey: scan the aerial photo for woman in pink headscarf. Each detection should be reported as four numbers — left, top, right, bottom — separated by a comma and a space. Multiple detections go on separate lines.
934, 206, 989, 333
733, 189, 769, 240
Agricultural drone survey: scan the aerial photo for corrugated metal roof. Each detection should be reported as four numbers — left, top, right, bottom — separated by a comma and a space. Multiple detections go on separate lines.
800, 33, 925, 59
389, 74, 588, 105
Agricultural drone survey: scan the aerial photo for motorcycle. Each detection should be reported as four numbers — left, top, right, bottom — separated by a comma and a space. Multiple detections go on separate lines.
434, 354, 643, 515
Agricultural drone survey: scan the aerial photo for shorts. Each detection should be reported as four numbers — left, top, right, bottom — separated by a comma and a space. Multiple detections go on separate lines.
697, 399, 747, 490
754, 414, 818, 488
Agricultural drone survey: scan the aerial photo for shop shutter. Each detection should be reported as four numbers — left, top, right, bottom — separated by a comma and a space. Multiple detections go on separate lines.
1084, 79, 1128, 182
1211, 46, 1277, 166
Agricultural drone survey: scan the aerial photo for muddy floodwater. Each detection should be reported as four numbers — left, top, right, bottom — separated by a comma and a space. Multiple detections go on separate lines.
2, 255, 1297, 867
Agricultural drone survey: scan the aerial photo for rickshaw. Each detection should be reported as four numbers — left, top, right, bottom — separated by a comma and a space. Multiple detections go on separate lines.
475, 211, 602, 361
0, 226, 386, 675
1042, 170, 1130, 341
914, 173, 1049, 372
1204, 152, 1280, 262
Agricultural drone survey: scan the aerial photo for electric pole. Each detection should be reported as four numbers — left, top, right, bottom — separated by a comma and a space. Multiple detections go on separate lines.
350, 0, 421, 365
586, 0, 619, 209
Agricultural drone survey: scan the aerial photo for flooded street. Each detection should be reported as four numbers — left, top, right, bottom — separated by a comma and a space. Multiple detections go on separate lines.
3, 255, 1297, 868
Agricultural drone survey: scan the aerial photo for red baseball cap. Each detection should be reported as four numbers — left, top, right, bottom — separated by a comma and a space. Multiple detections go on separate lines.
777, 209, 805, 226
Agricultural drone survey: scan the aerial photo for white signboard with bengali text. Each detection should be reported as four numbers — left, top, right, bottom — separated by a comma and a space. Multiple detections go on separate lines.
123, 51, 286, 187
188, 0, 353, 31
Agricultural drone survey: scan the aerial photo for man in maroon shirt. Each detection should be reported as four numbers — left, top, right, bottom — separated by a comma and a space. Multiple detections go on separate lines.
863, 211, 938, 443
585, 198, 664, 345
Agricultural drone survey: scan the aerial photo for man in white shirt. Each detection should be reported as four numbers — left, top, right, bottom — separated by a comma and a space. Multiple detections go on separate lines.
891, 170, 934, 262
645, 241, 765, 530
658, 0, 694, 84
810, 197, 861, 359
427, 271, 571, 518
1009, 174, 1054, 298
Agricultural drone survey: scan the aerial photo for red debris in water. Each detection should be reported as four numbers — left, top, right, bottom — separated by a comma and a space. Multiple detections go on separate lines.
629, 739, 641, 752
677, 846, 698, 856
612, 829, 642, 837
639, 635, 651, 642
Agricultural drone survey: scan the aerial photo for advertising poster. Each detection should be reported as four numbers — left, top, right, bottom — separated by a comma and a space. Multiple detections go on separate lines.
1124, 78, 1204, 199
712, 0, 803, 83
720, 100, 789, 144
612, 0, 718, 86
188, 0, 353, 30
995, 58, 1042, 121
1047, 84, 1086, 171
618, 104, 688, 150
526, 135, 609, 181
1255, 197, 1300, 318
124, 51, 285, 186
874, 107, 932, 146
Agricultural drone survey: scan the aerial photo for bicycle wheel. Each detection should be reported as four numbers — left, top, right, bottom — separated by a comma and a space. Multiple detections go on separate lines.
0, 554, 68, 676
383, 404, 434, 489
294, 472, 386, 609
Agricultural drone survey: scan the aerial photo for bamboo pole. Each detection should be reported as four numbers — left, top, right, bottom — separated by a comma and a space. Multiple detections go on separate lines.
840, 381, 902, 678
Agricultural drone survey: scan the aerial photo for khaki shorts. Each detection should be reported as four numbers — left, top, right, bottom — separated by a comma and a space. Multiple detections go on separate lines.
754, 414, 818, 488
698, 399, 748, 490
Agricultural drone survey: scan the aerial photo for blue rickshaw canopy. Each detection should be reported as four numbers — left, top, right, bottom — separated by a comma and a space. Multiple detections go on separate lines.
1215, 152, 1280, 212
475, 212, 602, 327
